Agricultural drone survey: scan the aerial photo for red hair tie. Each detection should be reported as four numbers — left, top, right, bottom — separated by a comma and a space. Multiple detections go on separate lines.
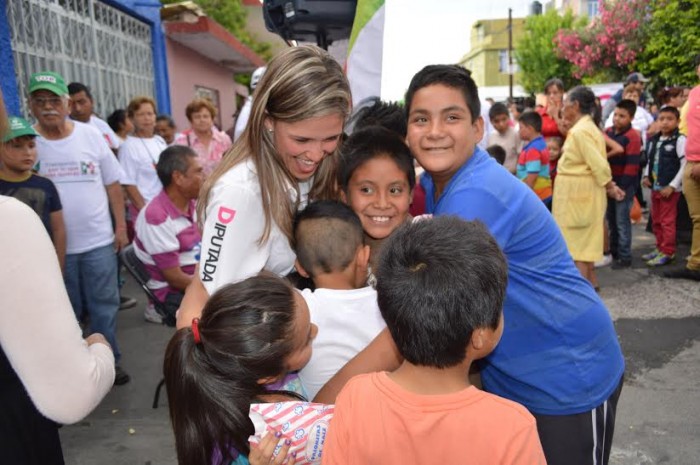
191, 318, 202, 344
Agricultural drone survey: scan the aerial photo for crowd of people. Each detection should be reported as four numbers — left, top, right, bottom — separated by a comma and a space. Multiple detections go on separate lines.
1, 43, 699, 465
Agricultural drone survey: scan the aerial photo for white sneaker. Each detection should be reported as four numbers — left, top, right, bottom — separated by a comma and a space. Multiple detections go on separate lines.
595, 254, 613, 268
144, 302, 163, 324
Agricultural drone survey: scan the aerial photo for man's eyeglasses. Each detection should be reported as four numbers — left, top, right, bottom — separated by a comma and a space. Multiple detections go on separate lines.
30, 96, 63, 107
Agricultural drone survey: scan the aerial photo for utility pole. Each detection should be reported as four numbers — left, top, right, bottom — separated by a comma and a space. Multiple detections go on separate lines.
508, 7, 513, 100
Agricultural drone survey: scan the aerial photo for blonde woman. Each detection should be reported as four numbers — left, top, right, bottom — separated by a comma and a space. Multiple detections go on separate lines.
177, 45, 351, 329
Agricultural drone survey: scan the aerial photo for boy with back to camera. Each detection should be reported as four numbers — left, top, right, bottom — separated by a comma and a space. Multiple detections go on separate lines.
642, 106, 687, 266
517, 110, 552, 205
487, 102, 520, 173
322, 216, 546, 465
294, 200, 387, 400
605, 99, 642, 269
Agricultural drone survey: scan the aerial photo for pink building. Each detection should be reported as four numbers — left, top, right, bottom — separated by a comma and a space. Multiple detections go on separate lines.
163, 6, 265, 134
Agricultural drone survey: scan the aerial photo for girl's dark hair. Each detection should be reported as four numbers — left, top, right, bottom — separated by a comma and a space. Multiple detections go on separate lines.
164, 274, 299, 464
566, 86, 597, 117
107, 109, 128, 133
337, 126, 416, 193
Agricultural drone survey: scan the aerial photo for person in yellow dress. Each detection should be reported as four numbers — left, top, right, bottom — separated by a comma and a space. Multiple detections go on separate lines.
553, 86, 625, 287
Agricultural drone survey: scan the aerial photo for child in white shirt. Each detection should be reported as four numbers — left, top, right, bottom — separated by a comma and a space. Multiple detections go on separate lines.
293, 200, 386, 399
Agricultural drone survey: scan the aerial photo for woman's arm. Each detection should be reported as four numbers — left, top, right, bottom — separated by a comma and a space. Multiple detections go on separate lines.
313, 328, 401, 403
176, 270, 209, 329
0, 198, 115, 424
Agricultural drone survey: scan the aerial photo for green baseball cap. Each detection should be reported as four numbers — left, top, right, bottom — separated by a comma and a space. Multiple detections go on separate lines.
28, 71, 69, 96
3, 116, 38, 143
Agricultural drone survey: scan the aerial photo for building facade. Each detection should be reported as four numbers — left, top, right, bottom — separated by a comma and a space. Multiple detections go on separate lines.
0, 0, 168, 119
162, 4, 265, 134
459, 17, 525, 89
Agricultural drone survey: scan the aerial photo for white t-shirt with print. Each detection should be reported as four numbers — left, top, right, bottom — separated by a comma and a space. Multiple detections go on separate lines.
118, 135, 167, 203
198, 158, 311, 295
299, 286, 387, 399
88, 115, 121, 150
36, 121, 123, 254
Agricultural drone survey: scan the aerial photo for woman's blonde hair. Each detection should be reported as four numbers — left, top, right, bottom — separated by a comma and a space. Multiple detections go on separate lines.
197, 45, 351, 243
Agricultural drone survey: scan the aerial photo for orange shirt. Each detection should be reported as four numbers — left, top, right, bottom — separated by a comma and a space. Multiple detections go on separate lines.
322, 372, 546, 465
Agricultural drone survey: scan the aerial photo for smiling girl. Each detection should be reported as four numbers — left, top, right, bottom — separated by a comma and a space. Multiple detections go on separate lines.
338, 126, 415, 273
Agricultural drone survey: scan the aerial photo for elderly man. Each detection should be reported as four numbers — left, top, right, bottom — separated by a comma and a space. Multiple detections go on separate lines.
69, 82, 138, 311
133, 145, 203, 325
30, 71, 130, 385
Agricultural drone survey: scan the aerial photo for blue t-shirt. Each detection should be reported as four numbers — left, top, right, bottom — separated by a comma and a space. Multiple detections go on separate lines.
0, 173, 62, 237
421, 148, 624, 415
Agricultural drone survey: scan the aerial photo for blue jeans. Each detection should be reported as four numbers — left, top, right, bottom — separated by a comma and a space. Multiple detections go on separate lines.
606, 185, 636, 261
64, 244, 120, 362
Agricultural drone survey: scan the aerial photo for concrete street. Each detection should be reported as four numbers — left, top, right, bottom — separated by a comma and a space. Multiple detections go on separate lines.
60, 221, 700, 464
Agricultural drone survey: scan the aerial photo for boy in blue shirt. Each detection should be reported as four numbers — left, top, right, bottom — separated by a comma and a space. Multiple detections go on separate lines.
402, 65, 624, 465
0, 116, 66, 271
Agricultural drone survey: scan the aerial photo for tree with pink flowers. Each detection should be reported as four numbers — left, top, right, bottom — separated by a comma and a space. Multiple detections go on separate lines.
554, 0, 650, 81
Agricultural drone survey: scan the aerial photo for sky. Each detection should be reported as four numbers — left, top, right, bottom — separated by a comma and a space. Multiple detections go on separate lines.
381, 0, 533, 101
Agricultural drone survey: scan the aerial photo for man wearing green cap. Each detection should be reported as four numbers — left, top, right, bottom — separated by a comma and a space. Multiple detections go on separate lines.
0, 116, 66, 269
29, 71, 131, 385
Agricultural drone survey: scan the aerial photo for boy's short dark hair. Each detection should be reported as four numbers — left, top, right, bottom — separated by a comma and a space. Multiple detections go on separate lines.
616, 99, 637, 119
486, 145, 506, 165
157, 145, 197, 188
488, 102, 509, 121
156, 114, 176, 128
293, 200, 364, 278
349, 98, 407, 138
518, 110, 542, 133
376, 216, 507, 369
405, 65, 481, 123
338, 126, 415, 193
67, 82, 92, 100
658, 105, 680, 120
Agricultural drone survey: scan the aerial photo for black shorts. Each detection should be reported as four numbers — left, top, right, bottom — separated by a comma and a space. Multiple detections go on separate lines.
533, 376, 624, 465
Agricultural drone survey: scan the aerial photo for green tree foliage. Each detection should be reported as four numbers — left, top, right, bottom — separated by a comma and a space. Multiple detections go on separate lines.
637, 0, 700, 86
161, 0, 272, 61
514, 9, 586, 94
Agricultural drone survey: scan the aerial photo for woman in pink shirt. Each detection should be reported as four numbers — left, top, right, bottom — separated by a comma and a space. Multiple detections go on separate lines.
175, 98, 232, 176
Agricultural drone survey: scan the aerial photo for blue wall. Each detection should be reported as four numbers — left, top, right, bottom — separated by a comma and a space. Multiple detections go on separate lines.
0, 0, 170, 116
0, 1, 20, 115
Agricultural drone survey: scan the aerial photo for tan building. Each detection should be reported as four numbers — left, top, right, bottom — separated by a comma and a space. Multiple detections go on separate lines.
459, 18, 525, 88
545, 0, 601, 17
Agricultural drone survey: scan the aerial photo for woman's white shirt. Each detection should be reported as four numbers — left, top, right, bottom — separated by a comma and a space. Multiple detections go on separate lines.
0, 196, 114, 424
118, 135, 167, 203
199, 158, 310, 295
